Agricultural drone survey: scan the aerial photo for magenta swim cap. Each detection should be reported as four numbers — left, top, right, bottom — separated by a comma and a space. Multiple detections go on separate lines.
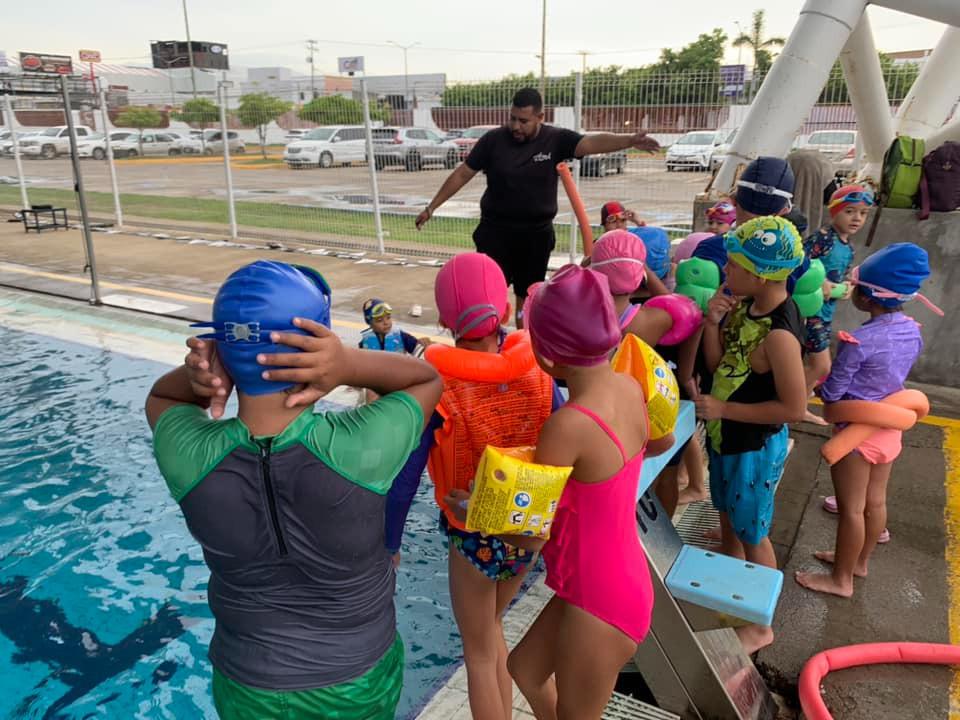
435, 253, 508, 340
525, 264, 621, 367
673, 231, 714, 263
590, 229, 647, 295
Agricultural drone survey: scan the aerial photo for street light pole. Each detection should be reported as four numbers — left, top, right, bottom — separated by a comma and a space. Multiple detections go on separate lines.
306, 39, 318, 99
734, 20, 744, 66
387, 41, 419, 114
182, 0, 198, 99
539, 0, 547, 98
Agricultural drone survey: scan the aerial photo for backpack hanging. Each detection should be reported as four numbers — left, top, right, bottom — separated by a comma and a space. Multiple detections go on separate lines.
918, 141, 960, 220
881, 136, 925, 209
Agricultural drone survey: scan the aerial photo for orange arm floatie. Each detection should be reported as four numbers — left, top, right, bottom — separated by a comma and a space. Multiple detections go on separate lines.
820, 389, 929, 466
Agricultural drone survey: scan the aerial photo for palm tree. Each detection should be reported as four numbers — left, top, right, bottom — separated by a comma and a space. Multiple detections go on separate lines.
733, 9, 786, 76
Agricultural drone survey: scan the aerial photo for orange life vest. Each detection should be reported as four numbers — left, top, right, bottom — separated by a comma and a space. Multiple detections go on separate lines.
425, 331, 554, 529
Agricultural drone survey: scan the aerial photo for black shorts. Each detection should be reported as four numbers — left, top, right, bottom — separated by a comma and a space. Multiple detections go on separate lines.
473, 220, 556, 298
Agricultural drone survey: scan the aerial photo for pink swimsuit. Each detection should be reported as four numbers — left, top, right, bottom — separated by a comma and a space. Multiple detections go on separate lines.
541, 403, 654, 644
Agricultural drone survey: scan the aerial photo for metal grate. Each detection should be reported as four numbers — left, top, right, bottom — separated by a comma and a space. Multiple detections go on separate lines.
674, 500, 721, 549
602, 691, 680, 720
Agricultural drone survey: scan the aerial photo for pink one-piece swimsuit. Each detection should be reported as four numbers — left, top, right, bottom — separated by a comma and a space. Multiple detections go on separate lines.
541, 402, 654, 644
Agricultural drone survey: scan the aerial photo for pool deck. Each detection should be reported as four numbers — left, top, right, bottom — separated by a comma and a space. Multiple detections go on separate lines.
0, 219, 958, 719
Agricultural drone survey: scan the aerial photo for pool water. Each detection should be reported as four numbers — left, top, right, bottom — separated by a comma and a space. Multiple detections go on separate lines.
0, 322, 461, 719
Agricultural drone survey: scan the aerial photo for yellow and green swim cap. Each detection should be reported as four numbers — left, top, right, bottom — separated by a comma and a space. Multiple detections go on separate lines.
724, 216, 803, 281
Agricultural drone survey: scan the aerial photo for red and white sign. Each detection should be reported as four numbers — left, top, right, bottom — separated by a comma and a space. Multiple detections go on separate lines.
79, 49, 101, 63
19, 52, 73, 75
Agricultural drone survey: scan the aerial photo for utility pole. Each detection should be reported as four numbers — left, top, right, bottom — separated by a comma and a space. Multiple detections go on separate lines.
306, 39, 318, 99
577, 50, 589, 76
387, 41, 420, 113
539, 0, 547, 98
182, 0, 198, 99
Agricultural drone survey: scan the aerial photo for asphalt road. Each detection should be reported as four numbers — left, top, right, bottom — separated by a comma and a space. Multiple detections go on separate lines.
1, 154, 710, 228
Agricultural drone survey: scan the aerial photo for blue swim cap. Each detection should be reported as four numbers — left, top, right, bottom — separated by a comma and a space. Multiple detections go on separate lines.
630, 226, 671, 280
854, 243, 933, 309
192, 261, 332, 396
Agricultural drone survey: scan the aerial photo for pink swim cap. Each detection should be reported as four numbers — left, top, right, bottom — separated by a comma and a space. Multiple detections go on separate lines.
435, 252, 508, 340
525, 264, 621, 367
673, 231, 714, 263
590, 229, 647, 295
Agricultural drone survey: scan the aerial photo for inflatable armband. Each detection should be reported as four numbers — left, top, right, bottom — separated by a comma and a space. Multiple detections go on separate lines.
675, 257, 720, 313
829, 282, 849, 300
466, 446, 572, 538
792, 259, 826, 317
644, 293, 703, 345
611, 335, 679, 440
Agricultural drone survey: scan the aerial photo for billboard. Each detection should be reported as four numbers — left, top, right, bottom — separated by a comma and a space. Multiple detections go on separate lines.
719, 64, 746, 97
79, 49, 102, 63
338, 56, 364, 74
151, 41, 229, 70
18, 52, 74, 75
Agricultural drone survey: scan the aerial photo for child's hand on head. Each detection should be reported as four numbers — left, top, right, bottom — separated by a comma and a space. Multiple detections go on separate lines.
257, 318, 348, 407
184, 337, 233, 419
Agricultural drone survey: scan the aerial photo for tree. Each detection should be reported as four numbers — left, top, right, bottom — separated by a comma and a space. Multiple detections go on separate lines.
297, 95, 390, 126
733, 10, 785, 72
171, 98, 221, 150
818, 53, 921, 104
237, 93, 293, 158
651, 29, 728, 74
114, 107, 163, 155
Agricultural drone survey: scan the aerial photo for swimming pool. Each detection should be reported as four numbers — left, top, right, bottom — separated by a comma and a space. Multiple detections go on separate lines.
0, 293, 461, 719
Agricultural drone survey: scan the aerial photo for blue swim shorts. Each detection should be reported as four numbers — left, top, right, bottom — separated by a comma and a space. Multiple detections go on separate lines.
708, 425, 790, 545
804, 316, 832, 354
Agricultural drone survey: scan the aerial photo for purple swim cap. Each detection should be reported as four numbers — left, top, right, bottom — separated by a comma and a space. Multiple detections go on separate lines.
525, 264, 621, 367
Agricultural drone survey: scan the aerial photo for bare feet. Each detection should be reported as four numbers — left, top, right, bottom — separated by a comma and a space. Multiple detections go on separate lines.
678, 486, 708, 505
803, 409, 829, 426
813, 551, 868, 577
735, 624, 774, 654
794, 570, 854, 597
703, 526, 722, 542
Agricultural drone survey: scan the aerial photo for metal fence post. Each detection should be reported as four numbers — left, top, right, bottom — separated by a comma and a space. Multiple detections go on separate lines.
3, 94, 29, 210
569, 71, 584, 263
97, 86, 123, 228
219, 77, 238, 240
361, 77, 385, 254
61, 75, 101, 305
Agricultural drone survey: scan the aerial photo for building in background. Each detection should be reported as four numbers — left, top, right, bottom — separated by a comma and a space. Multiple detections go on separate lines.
887, 49, 932, 65
352, 73, 446, 110
240, 67, 352, 103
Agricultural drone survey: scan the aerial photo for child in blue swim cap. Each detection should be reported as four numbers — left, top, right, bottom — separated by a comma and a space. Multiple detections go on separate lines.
146, 260, 442, 720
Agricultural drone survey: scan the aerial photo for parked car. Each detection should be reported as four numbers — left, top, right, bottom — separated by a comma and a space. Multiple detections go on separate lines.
76, 131, 137, 159
111, 132, 184, 158
372, 127, 459, 171
799, 129, 858, 172
710, 128, 738, 170
444, 128, 465, 140
453, 125, 498, 160
2, 130, 40, 155
173, 130, 246, 155
283, 126, 371, 168
18, 125, 95, 159
665, 130, 723, 171
578, 133, 628, 177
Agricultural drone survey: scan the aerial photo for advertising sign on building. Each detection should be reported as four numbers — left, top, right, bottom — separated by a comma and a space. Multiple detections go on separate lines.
79, 49, 102, 63
19, 52, 74, 75
338, 56, 364, 75
719, 64, 746, 97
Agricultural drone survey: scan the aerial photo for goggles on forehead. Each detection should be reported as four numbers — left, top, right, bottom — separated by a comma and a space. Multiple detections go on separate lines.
736, 180, 794, 201
828, 190, 875, 209
604, 212, 626, 223
849, 266, 943, 316
368, 302, 393, 318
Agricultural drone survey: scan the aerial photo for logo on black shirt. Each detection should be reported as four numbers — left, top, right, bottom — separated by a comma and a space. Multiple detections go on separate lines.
532, 152, 552, 163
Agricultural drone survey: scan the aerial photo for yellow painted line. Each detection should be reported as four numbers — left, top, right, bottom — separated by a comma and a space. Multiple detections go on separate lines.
945, 424, 960, 720
0, 262, 456, 342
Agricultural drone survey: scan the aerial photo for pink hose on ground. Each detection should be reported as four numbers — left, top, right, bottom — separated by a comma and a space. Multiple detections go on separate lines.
799, 642, 960, 720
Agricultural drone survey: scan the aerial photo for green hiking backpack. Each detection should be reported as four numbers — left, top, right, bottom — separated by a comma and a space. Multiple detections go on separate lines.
882, 136, 925, 208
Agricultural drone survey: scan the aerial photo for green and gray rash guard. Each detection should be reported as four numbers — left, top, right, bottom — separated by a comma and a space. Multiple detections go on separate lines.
152, 393, 423, 691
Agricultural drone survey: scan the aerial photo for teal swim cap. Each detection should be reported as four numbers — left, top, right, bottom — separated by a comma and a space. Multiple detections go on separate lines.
724, 216, 803, 281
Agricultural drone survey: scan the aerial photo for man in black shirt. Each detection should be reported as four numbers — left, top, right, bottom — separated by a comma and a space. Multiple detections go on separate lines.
416, 88, 658, 327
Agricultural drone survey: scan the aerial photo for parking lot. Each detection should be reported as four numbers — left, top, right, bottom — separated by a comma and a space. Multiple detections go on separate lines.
0, 153, 708, 231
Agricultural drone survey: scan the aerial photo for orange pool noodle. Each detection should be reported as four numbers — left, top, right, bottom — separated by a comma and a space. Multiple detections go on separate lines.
820, 389, 929, 465
557, 162, 594, 256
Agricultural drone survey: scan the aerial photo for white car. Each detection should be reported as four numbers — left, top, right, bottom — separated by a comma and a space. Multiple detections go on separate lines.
665, 130, 723, 172
284, 129, 311, 142
173, 130, 245, 155
76, 131, 137, 159
111, 132, 182, 158
19, 125, 95, 159
799, 129, 858, 172
2, 130, 40, 155
284, 126, 367, 169
710, 128, 738, 171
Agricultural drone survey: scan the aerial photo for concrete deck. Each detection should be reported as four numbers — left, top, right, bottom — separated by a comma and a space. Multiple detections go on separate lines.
0, 218, 956, 719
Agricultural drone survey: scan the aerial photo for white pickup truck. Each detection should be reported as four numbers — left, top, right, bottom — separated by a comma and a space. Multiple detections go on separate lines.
18, 125, 95, 159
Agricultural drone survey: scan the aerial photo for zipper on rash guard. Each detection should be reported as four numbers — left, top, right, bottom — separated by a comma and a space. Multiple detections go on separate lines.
257, 438, 287, 556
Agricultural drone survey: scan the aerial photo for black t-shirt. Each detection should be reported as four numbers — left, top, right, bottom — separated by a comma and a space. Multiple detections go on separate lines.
466, 125, 583, 229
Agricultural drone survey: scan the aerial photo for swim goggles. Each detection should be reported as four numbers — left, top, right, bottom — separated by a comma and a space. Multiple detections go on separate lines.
705, 203, 734, 219
366, 301, 393, 319
736, 180, 794, 209
604, 212, 626, 224
453, 303, 500, 340
849, 266, 943, 316
828, 190, 875, 210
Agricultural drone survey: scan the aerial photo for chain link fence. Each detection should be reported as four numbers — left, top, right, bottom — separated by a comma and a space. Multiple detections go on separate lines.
1, 62, 927, 258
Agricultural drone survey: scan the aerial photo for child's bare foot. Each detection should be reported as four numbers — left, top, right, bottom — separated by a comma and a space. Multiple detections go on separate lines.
735, 624, 774, 654
794, 570, 854, 597
803, 409, 829, 426
703, 526, 722, 542
678, 486, 708, 504
813, 551, 868, 577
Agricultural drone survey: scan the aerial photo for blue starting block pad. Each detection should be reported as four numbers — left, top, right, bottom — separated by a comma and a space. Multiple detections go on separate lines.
664, 544, 784, 627
638, 400, 696, 497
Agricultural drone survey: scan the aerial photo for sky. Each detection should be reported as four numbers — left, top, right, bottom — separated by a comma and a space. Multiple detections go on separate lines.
2, 0, 948, 81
